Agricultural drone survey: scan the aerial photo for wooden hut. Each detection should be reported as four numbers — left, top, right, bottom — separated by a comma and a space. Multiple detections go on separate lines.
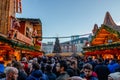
0, 0, 43, 64
83, 12, 120, 59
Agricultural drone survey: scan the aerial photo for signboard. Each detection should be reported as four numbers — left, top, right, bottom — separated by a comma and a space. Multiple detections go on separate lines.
16, 31, 33, 45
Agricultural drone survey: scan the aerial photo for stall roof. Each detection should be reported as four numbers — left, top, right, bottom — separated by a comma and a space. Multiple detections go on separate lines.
17, 18, 42, 26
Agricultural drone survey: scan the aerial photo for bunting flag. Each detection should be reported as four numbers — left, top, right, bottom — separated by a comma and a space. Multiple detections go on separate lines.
16, 0, 22, 13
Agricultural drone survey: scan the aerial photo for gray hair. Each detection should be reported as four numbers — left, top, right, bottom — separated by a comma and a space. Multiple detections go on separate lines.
4, 67, 18, 74
22, 57, 27, 62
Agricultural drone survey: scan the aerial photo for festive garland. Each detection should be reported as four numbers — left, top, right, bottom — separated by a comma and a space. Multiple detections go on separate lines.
91, 24, 120, 42
103, 24, 120, 37
84, 24, 120, 52
0, 36, 14, 45
0, 35, 37, 51
83, 42, 120, 52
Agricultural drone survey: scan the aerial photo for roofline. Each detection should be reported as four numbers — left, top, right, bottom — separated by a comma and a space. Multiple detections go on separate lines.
17, 18, 42, 25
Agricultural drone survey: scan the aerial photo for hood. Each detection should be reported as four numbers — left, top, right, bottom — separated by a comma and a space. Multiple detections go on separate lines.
31, 70, 43, 78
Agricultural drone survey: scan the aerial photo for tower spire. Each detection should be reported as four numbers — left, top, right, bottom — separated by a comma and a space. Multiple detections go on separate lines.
103, 11, 116, 26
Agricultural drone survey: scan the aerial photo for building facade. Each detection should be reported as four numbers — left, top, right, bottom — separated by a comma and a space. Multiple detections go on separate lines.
42, 42, 54, 54
0, 0, 22, 34
61, 36, 89, 53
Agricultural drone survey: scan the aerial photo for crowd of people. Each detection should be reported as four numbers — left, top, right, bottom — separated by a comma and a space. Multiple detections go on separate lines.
0, 55, 120, 80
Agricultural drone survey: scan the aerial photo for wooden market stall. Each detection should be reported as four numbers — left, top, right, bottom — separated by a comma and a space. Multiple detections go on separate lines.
0, 34, 43, 65
83, 12, 120, 60
45, 53, 56, 57
0, 0, 43, 65
45, 53, 74, 57
45, 52, 84, 57
21, 49, 43, 59
60, 52, 73, 57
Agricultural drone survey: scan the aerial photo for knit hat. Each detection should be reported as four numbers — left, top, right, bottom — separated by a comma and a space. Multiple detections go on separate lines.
108, 72, 120, 80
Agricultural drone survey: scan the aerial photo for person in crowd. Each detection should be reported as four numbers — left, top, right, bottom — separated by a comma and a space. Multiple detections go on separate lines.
108, 59, 119, 73
45, 64, 57, 80
80, 63, 98, 80
50, 57, 56, 68
78, 58, 84, 71
27, 59, 33, 75
33, 57, 38, 63
6, 63, 12, 67
67, 60, 80, 76
94, 58, 110, 80
108, 72, 120, 80
52, 60, 60, 77
66, 68, 74, 77
67, 76, 86, 80
103, 59, 109, 65
86, 56, 96, 70
56, 60, 70, 80
40, 57, 48, 73
0, 67, 18, 80
26, 62, 42, 80
0, 60, 4, 74
26, 62, 48, 80
21, 57, 28, 74
114, 60, 120, 72
12, 61, 27, 80
0, 60, 5, 79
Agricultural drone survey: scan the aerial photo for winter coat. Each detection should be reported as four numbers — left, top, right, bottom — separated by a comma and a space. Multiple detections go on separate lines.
56, 72, 70, 80
26, 70, 42, 80
45, 72, 57, 80
94, 63, 110, 80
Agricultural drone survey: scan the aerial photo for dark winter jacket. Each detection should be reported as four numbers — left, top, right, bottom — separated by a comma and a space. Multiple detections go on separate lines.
56, 72, 69, 80
94, 63, 110, 80
45, 72, 56, 80
26, 70, 42, 80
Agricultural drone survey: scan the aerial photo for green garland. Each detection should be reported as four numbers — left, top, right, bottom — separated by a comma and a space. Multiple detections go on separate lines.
83, 42, 120, 51
0, 35, 37, 51
103, 24, 120, 37
84, 24, 120, 52
0, 36, 14, 45
91, 24, 120, 42
13, 41, 36, 51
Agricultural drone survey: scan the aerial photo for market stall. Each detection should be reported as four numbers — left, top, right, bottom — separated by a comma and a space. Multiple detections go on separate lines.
83, 12, 120, 59
83, 25, 120, 59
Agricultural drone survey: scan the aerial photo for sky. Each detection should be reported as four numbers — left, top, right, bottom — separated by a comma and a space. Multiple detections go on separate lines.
16, 0, 120, 43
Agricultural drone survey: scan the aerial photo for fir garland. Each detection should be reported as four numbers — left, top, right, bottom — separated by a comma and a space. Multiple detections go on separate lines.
83, 42, 120, 52
0, 35, 37, 51
86, 24, 120, 52
91, 24, 120, 42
